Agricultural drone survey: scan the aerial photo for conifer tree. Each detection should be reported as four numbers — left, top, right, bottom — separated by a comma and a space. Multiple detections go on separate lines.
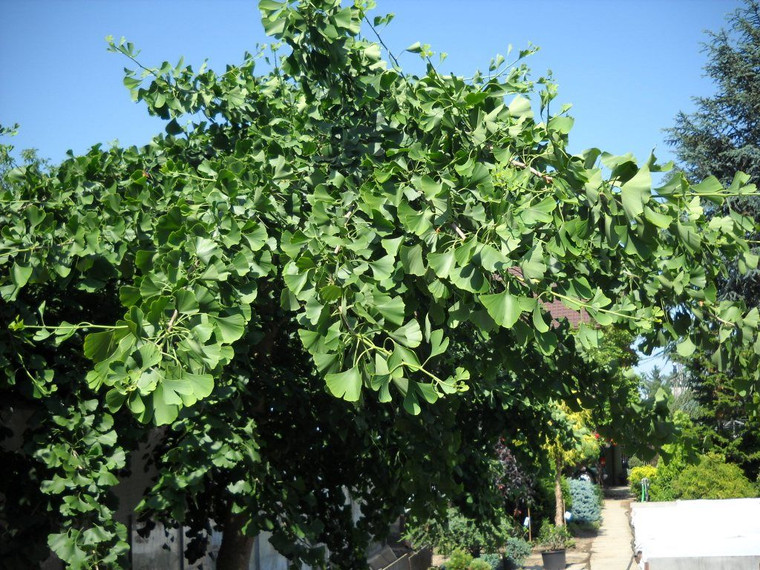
667, 0, 760, 480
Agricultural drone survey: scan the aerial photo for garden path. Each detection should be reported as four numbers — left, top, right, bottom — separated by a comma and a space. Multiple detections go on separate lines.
588, 486, 636, 570
521, 486, 634, 570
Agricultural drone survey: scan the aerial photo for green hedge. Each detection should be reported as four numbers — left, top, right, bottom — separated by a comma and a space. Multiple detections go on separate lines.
672, 454, 758, 499
629, 454, 758, 501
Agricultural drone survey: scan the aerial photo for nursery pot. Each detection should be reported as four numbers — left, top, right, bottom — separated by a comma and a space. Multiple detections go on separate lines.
541, 549, 566, 570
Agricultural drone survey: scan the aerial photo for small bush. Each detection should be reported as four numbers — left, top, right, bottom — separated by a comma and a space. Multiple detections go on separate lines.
628, 465, 657, 499
567, 520, 599, 534
627, 455, 645, 469
405, 507, 513, 556
504, 536, 532, 568
536, 522, 574, 551
672, 454, 758, 500
477, 553, 503, 570
649, 459, 684, 502
568, 479, 601, 524
445, 549, 473, 570
468, 559, 491, 570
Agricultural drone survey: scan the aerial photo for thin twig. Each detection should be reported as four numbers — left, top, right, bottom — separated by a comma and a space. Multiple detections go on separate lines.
363, 16, 406, 78
511, 159, 553, 184
450, 222, 467, 240
167, 310, 179, 331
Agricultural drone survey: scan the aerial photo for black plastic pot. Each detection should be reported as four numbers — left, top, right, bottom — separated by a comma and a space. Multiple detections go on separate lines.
541, 548, 566, 570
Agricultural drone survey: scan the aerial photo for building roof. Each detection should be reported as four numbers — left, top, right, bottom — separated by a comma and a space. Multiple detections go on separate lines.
506, 266, 589, 328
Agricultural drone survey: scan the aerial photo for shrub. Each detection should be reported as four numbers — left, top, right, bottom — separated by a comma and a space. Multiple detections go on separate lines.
468, 559, 492, 570
477, 553, 503, 570
627, 455, 645, 469
568, 479, 601, 524
472, 540, 532, 570
671, 453, 758, 499
536, 522, 574, 551
445, 549, 473, 570
504, 536, 532, 568
567, 520, 599, 534
649, 459, 683, 502
405, 507, 513, 556
628, 465, 657, 499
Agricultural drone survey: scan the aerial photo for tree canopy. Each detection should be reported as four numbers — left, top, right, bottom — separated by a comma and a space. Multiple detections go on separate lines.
2, 0, 760, 568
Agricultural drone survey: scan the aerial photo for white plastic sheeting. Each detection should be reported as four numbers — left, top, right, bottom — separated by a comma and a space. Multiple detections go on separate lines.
631, 498, 760, 569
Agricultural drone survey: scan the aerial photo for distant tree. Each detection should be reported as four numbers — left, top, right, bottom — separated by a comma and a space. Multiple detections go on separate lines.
0, 125, 48, 193
666, 0, 760, 481
666, 0, 760, 304
641, 365, 697, 418
686, 358, 760, 480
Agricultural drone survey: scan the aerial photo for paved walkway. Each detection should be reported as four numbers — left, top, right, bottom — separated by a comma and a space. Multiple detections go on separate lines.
521, 486, 636, 570
589, 486, 636, 570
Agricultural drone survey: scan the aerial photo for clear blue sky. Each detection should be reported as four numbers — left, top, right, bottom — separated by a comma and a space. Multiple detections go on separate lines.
0, 0, 742, 374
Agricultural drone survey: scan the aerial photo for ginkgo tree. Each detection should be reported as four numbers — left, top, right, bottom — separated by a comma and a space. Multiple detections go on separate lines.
2, 0, 759, 568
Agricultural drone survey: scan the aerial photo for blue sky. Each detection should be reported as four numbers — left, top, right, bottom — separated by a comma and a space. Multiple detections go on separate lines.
0, 0, 741, 165
0, 0, 742, 374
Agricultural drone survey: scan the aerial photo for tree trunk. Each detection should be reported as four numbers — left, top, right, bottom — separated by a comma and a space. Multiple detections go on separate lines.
554, 455, 565, 527
216, 508, 255, 570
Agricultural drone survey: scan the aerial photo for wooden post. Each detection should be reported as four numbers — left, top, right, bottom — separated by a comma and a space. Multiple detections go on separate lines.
527, 506, 532, 542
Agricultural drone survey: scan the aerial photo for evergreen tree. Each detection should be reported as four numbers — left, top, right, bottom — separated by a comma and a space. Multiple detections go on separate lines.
667, 0, 760, 303
666, 0, 760, 481
687, 361, 760, 480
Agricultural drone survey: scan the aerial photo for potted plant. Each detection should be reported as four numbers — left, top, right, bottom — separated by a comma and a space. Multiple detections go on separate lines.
536, 524, 573, 570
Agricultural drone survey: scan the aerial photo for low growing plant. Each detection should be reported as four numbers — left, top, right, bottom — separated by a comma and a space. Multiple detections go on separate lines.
649, 458, 684, 501
468, 559, 492, 570
504, 536, 532, 569
567, 520, 600, 535
445, 548, 474, 570
406, 507, 513, 556
536, 523, 574, 552
477, 553, 504, 570
628, 465, 658, 499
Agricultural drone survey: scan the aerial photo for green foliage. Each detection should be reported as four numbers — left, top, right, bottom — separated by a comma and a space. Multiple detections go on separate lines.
3, 0, 760, 566
686, 358, 760, 481
667, 0, 760, 189
468, 559, 492, 570
629, 465, 658, 498
666, 0, 760, 483
503, 537, 532, 569
649, 458, 684, 502
536, 522, 574, 551
567, 479, 601, 524
637, 452, 758, 501
445, 549, 474, 570
627, 455, 646, 469
671, 453, 758, 499
640, 366, 697, 418
546, 405, 600, 471
477, 553, 504, 570
406, 507, 513, 557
